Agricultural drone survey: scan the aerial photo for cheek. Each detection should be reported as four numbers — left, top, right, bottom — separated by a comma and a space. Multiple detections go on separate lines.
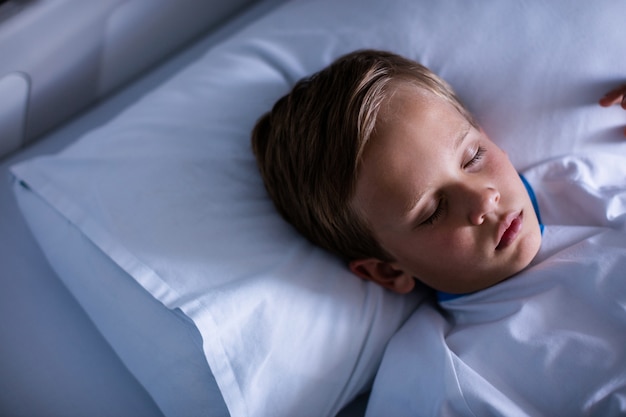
430, 228, 463, 248
435, 229, 477, 261
395, 232, 480, 290
397, 229, 474, 266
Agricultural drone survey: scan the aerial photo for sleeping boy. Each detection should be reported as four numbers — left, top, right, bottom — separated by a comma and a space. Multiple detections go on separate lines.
251, 49, 625, 297
252, 49, 626, 415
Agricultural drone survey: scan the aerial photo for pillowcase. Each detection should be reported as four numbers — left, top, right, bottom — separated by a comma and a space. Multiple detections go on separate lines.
11, 0, 626, 415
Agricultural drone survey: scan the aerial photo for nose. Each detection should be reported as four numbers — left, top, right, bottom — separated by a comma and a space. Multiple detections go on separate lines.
467, 186, 500, 225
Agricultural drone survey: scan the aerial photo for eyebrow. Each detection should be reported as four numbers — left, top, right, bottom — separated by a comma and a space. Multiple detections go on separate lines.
402, 123, 471, 219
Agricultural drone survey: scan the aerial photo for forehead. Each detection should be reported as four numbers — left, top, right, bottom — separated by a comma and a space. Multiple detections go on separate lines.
379, 83, 463, 128
372, 86, 469, 165
353, 87, 469, 218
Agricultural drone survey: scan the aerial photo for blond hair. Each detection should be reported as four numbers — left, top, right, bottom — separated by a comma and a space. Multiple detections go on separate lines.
252, 49, 476, 261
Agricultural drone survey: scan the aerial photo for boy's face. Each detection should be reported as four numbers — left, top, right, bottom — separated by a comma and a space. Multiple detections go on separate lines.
350, 87, 542, 294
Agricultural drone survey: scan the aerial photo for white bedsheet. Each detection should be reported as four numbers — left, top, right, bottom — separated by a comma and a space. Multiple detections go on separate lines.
367, 153, 626, 416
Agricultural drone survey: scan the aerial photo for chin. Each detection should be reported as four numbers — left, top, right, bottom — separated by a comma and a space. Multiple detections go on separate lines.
425, 232, 543, 294
495, 232, 542, 287
454, 247, 541, 294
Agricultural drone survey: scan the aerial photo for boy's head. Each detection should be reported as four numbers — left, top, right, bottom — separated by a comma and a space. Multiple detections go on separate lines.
252, 49, 542, 294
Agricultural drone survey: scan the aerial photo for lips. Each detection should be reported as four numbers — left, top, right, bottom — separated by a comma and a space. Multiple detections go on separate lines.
496, 211, 523, 250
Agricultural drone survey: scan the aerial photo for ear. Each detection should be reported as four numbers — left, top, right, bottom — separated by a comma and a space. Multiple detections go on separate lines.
349, 258, 415, 294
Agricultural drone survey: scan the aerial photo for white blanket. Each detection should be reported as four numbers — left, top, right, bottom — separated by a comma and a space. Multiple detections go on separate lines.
367, 152, 626, 416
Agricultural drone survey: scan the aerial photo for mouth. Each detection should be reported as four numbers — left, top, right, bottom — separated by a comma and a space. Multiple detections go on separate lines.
496, 211, 523, 251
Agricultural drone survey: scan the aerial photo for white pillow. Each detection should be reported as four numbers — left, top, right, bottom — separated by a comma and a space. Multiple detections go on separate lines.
11, 0, 626, 415
11, 1, 428, 416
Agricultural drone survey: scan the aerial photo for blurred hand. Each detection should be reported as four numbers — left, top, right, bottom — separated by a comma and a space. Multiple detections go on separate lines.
600, 84, 626, 136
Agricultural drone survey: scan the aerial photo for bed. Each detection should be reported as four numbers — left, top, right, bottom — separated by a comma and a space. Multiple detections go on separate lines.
2, 0, 625, 416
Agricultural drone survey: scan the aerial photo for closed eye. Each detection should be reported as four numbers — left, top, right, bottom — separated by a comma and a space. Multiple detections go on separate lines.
420, 199, 445, 226
464, 146, 486, 169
